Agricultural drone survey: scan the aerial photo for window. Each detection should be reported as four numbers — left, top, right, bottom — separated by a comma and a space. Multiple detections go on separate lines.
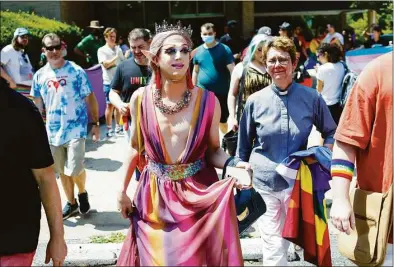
169, 1, 224, 19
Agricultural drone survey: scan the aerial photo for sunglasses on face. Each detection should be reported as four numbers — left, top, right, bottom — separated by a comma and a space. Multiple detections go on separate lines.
45, 44, 62, 52
163, 47, 191, 56
266, 57, 290, 66
19, 35, 29, 39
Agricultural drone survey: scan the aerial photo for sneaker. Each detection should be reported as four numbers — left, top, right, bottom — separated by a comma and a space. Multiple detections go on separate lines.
62, 201, 79, 220
78, 191, 91, 214
106, 128, 114, 137
115, 125, 124, 136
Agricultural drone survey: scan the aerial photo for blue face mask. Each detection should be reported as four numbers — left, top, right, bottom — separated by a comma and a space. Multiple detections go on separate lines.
201, 35, 215, 44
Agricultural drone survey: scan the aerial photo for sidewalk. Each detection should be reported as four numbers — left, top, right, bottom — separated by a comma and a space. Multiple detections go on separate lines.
33, 125, 354, 266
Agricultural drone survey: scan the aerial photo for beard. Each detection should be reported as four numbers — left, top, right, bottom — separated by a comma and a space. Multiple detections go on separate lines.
13, 40, 28, 51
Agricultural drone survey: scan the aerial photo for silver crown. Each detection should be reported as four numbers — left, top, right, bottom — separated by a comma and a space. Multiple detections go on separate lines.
155, 20, 193, 37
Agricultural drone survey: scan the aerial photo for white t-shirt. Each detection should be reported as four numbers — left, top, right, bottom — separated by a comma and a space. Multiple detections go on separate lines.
233, 62, 244, 79
97, 45, 125, 84
322, 32, 344, 45
316, 62, 345, 105
0, 44, 33, 86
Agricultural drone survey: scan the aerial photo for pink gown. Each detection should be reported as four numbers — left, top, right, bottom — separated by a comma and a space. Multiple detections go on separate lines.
117, 86, 243, 266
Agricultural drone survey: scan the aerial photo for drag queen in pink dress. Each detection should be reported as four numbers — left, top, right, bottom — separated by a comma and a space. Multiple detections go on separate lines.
116, 21, 249, 266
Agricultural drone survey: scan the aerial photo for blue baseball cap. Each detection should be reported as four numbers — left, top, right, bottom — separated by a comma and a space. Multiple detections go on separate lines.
14, 28, 30, 37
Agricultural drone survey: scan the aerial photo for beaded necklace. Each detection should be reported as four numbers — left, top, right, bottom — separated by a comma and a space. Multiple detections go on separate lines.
153, 88, 192, 115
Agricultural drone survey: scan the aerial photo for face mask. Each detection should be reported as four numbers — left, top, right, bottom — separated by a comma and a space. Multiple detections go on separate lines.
201, 35, 214, 44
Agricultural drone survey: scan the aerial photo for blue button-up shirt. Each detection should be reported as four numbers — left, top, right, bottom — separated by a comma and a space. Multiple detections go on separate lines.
236, 82, 337, 192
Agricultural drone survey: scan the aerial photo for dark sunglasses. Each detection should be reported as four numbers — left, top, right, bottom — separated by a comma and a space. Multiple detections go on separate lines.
45, 44, 62, 51
164, 47, 191, 56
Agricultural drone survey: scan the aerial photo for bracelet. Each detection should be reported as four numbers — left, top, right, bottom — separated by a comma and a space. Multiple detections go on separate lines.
331, 159, 355, 181
221, 156, 241, 180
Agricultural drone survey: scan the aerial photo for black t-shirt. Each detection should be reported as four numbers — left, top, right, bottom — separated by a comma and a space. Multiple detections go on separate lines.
0, 84, 54, 255
110, 57, 151, 103
364, 37, 389, 48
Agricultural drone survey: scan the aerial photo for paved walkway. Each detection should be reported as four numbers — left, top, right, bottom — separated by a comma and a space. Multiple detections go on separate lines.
33, 125, 354, 266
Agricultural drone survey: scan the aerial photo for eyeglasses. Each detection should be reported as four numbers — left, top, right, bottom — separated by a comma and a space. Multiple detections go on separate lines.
45, 44, 62, 52
266, 57, 291, 66
163, 47, 191, 56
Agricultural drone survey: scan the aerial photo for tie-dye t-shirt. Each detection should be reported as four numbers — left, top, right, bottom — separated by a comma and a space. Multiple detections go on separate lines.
30, 61, 93, 146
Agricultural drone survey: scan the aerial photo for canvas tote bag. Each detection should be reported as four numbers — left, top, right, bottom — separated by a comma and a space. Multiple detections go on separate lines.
338, 184, 393, 266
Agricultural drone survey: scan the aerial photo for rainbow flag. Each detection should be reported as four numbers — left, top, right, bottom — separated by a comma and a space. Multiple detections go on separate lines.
278, 153, 332, 267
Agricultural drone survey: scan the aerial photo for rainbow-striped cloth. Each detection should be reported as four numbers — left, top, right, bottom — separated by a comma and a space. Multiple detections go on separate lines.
276, 147, 332, 267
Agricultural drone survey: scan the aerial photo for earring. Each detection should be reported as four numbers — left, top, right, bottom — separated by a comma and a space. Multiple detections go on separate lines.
155, 69, 162, 90
186, 68, 194, 89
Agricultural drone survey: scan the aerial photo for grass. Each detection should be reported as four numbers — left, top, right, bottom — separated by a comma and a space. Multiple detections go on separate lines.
89, 232, 126, 244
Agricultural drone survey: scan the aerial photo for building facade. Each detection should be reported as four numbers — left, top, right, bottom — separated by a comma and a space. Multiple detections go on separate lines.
1, 1, 375, 42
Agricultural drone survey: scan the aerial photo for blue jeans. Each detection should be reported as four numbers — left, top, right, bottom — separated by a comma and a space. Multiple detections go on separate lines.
103, 84, 111, 104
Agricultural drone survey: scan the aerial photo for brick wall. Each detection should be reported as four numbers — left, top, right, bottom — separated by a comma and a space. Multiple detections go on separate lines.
1, 1, 61, 20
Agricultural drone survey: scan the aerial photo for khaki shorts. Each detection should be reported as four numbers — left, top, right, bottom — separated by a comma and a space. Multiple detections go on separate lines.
50, 138, 85, 176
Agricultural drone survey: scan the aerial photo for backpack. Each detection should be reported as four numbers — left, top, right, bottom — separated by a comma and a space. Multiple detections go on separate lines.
340, 61, 358, 108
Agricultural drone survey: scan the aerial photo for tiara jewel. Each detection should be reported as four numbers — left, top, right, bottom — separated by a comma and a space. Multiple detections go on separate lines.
155, 20, 193, 37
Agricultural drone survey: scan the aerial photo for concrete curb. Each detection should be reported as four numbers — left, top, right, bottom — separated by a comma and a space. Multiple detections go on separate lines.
34, 239, 263, 266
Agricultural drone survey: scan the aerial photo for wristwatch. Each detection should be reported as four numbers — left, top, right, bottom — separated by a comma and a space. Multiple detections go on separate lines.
90, 121, 100, 126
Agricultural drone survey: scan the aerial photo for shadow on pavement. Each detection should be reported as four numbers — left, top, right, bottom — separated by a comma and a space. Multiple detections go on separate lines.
84, 157, 122, 172
63, 210, 130, 231
85, 139, 116, 153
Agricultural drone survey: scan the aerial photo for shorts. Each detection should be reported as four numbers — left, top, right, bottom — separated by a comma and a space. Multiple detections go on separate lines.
50, 138, 85, 176
215, 93, 229, 123
103, 84, 111, 104
0, 251, 35, 266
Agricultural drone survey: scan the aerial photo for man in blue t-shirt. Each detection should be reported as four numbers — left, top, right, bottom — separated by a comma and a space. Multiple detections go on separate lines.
31, 33, 100, 220
192, 22, 235, 136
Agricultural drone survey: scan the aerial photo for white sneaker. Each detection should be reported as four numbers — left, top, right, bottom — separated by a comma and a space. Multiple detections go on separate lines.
115, 125, 124, 136
106, 128, 114, 137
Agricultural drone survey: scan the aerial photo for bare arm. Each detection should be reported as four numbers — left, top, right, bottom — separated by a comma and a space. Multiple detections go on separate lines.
331, 140, 357, 200
227, 68, 241, 124
1, 65, 16, 88
101, 55, 119, 69
316, 79, 324, 93
32, 166, 67, 265
85, 92, 100, 142
109, 89, 124, 110
33, 97, 44, 114
74, 47, 87, 59
117, 88, 144, 218
330, 140, 357, 234
192, 64, 199, 86
32, 166, 64, 239
206, 96, 230, 168
85, 93, 99, 122
226, 62, 235, 74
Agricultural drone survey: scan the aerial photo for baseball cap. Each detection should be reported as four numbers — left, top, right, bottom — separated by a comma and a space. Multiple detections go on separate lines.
257, 26, 272, 36
227, 20, 238, 28
14, 28, 30, 37
279, 22, 292, 31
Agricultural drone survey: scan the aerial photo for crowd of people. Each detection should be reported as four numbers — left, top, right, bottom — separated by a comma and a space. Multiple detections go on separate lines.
1, 17, 392, 267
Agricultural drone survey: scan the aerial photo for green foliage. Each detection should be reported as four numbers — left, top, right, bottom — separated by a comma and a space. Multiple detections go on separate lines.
0, 10, 83, 69
347, 1, 393, 42
89, 232, 126, 244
